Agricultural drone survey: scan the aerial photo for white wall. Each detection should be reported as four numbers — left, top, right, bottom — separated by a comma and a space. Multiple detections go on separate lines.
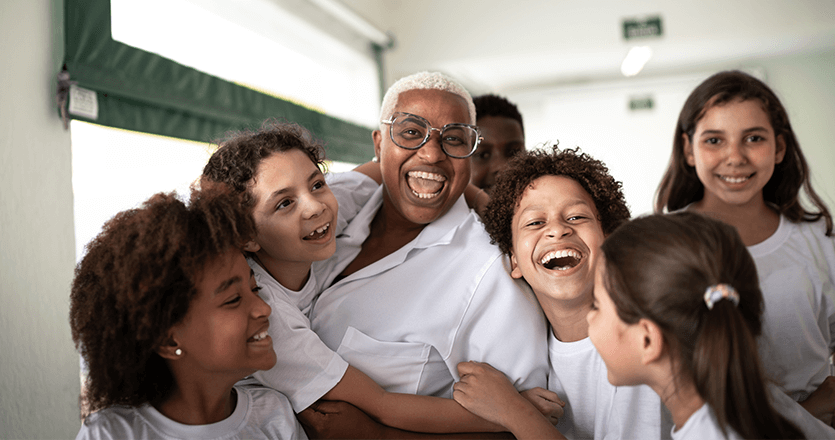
346, 0, 835, 218
507, 54, 835, 216
0, 0, 81, 437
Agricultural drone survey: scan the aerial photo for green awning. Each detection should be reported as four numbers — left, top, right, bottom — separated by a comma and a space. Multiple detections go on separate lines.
60, 0, 374, 163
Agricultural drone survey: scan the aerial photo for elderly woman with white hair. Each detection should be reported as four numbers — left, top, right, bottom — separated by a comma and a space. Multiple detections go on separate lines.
302, 72, 550, 435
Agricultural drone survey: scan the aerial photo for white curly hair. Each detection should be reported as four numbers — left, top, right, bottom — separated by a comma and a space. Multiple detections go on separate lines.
378, 71, 476, 128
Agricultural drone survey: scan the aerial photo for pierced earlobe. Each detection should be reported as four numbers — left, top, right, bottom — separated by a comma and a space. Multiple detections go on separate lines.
175, 348, 182, 356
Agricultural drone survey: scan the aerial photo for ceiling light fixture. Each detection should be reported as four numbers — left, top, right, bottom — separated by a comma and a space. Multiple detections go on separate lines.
621, 46, 653, 77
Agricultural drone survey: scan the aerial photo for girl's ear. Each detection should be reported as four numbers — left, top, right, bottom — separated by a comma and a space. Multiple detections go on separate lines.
682, 134, 696, 167
637, 318, 665, 366
509, 252, 523, 279
243, 240, 260, 253
156, 330, 183, 361
775, 134, 787, 164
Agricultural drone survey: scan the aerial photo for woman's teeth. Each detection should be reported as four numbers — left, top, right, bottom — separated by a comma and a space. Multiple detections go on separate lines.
407, 171, 445, 198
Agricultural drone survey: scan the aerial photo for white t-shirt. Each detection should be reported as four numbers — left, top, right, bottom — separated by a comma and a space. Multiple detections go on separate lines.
547, 332, 673, 439
76, 383, 306, 440
250, 170, 378, 412
670, 385, 835, 440
671, 404, 740, 440
748, 215, 835, 401
249, 259, 348, 412
310, 179, 549, 397
767, 381, 835, 439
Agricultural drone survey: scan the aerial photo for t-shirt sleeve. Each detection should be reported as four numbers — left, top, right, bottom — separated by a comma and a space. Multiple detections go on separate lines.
448, 254, 549, 391
253, 295, 348, 412
75, 408, 140, 440
769, 382, 835, 439
326, 171, 379, 235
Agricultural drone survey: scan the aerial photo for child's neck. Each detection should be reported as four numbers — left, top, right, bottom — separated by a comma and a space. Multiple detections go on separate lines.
252, 252, 311, 291
539, 293, 592, 343
155, 378, 238, 425
692, 196, 779, 246
648, 362, 704, 432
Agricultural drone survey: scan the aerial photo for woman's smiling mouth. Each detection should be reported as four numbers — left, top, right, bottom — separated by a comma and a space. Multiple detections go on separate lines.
407, 171, 446, 199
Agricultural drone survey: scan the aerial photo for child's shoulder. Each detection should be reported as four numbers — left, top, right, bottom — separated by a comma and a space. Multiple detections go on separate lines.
76, 404, 156, 440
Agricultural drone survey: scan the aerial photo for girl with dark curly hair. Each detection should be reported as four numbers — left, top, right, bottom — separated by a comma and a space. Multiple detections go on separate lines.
655, 71, 835, 423
70, 186, 305, 439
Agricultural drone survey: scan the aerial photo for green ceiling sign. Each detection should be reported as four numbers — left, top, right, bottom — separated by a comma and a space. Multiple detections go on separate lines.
623, 17, 663, 40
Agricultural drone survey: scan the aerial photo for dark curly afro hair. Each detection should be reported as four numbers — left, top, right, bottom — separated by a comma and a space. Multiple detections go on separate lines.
483, 146, 631, 256
69, 184, 254, 414
201, 119, 328, 216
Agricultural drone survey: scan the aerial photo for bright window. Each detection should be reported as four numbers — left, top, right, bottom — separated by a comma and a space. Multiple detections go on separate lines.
71, 121, 356, 261
110, 0, 380, 128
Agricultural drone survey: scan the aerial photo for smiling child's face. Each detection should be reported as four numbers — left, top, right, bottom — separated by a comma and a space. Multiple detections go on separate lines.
684, 98, 786, 211
509, 175, 604, 305
247, 149, 339, 282
171, 250, 276, 382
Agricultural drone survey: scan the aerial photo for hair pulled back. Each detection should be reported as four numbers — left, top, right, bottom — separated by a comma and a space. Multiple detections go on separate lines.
601, 212, 802, 439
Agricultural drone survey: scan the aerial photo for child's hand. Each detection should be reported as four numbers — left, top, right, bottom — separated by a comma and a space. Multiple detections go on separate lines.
453, 361, 535, 428
298, 400, 386, 439
455, 361, 567, 439
800, 376, 835, 426
521, 387, 565, 425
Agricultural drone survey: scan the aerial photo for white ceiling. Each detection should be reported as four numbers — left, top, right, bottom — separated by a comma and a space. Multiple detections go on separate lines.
341, 0, 835, 94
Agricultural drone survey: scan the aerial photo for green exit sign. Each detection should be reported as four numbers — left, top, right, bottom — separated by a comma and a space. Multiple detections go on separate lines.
629, 96, 654, 111
623, 17, 663, 40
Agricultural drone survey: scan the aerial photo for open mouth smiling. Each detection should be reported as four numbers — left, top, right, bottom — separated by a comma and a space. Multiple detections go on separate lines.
249, 330, 269, 342
718, 173, 753, 184
303, 222, 330, 240
407, 171, 446, 199
540, 249, 583, 271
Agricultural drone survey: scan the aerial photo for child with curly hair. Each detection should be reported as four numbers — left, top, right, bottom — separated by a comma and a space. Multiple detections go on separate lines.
454, 146, 833, 439
453, 146, 669, 439
201, 120, 558, 436
70, 186, 305, 439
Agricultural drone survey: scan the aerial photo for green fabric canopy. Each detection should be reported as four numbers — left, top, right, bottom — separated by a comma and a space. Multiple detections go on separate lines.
60, 0, 375, 163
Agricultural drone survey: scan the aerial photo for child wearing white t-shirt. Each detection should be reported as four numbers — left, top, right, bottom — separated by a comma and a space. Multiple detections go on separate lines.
71, 187, 304, 439
591, 212, 807, 439
655, 70, 835, 423
454, 146, 667, 439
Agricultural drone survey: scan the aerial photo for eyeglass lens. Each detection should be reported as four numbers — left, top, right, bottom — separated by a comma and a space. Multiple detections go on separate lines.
390, 115, 478, 158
